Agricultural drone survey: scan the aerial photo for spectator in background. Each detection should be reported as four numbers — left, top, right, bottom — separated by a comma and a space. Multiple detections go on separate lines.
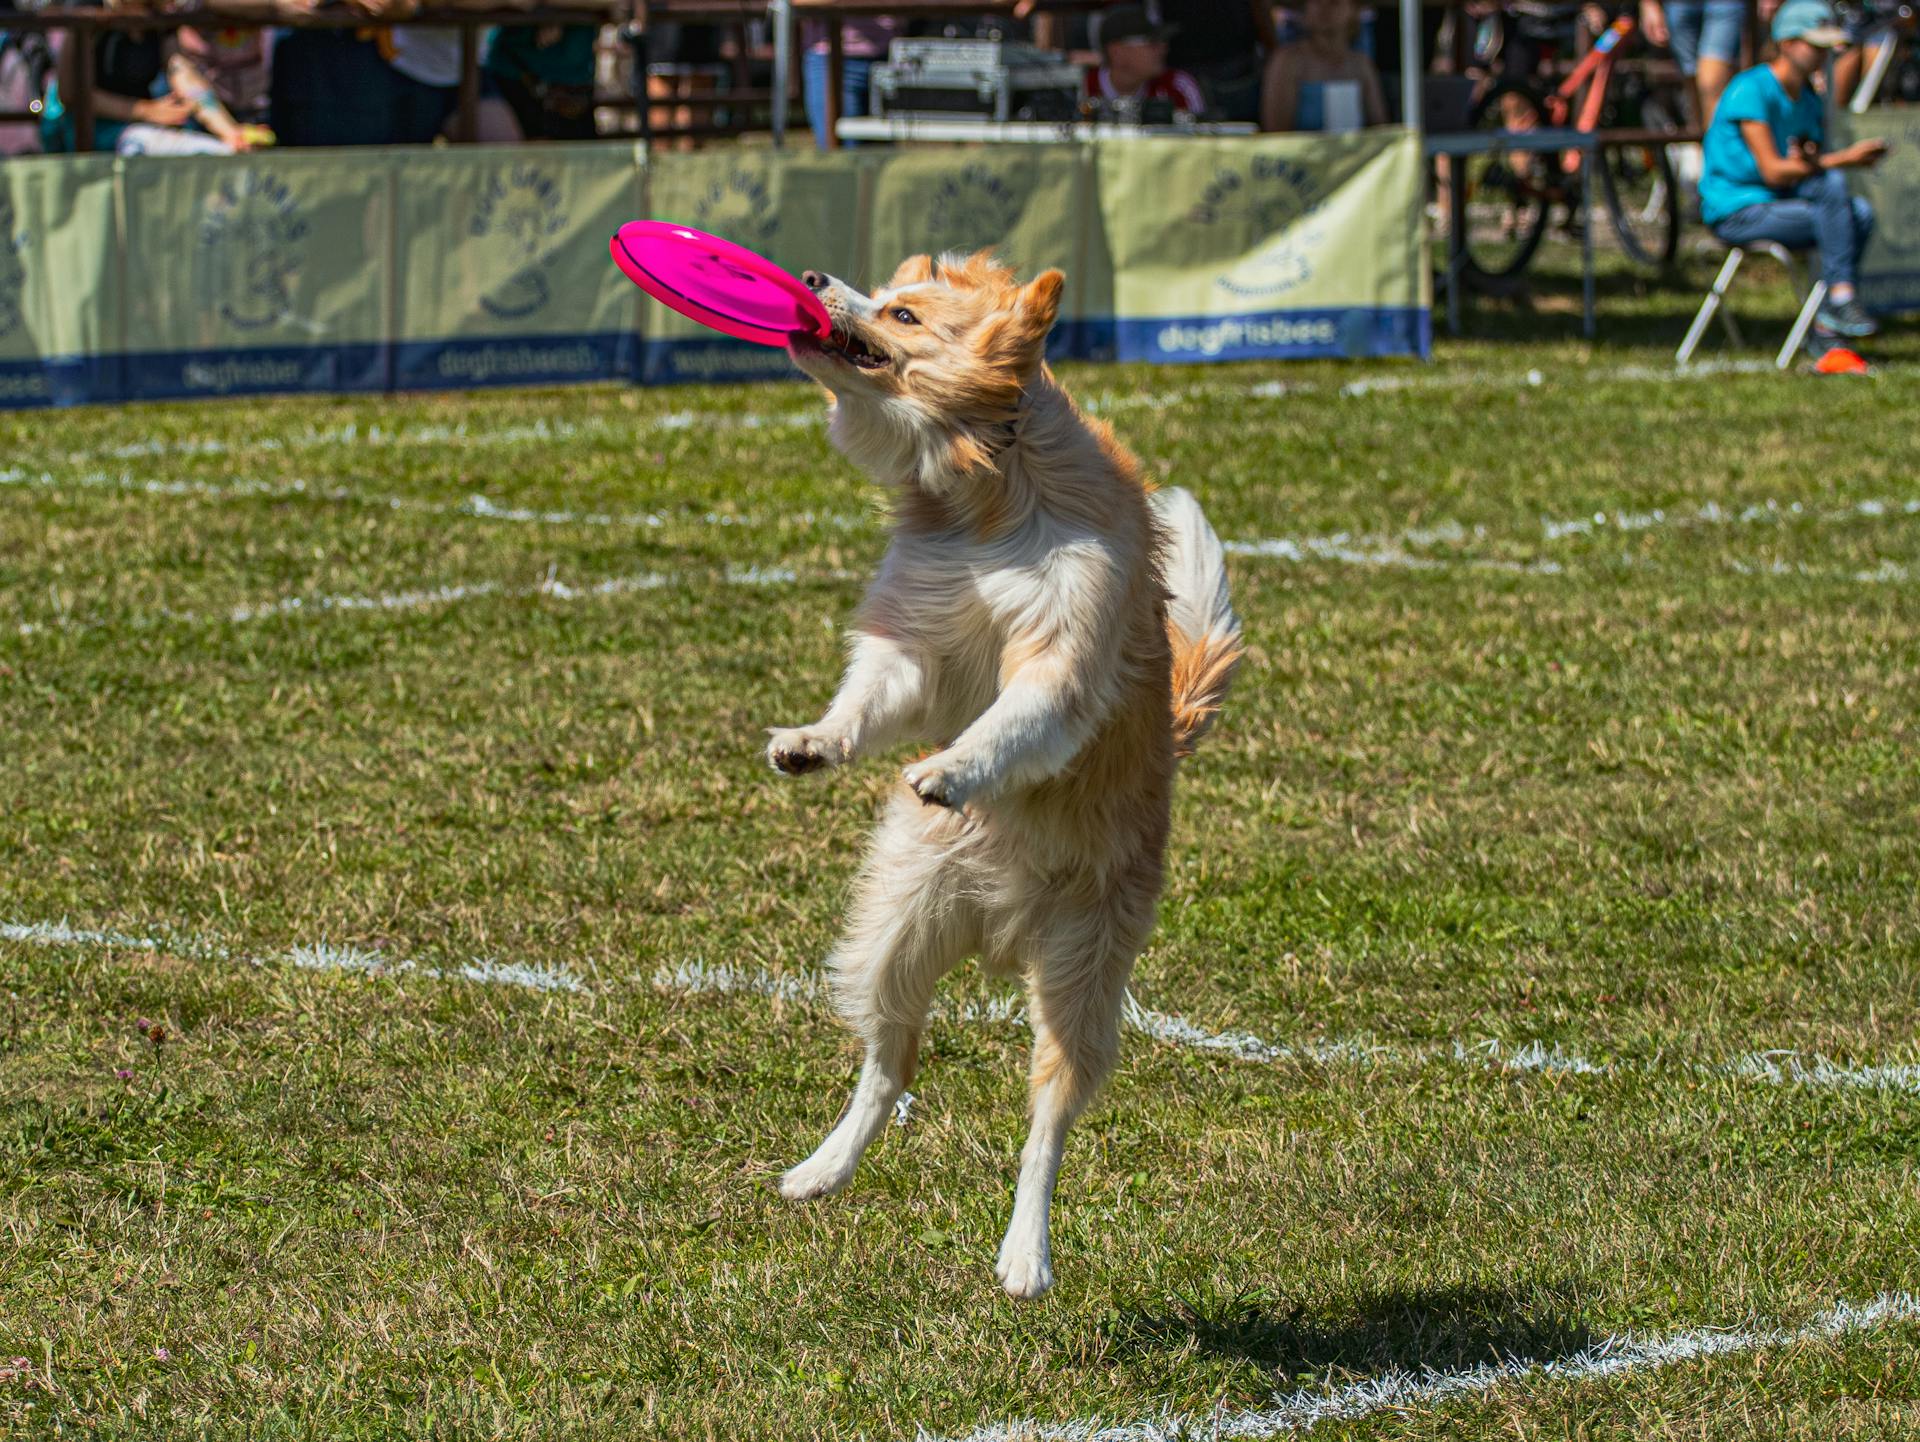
487, 24, 598, 141
1260, 0, 1385, 130
1162, 0, 1276, 123
174, 8, 276, 127
272, 0, 516, 146
385, 18, 468, 143
1658, 0, 1742, 127
1700, 0, 1888, 339
270, 0, 417, 147
1, 24, 57, 155
1086, 4, 1206, 116
802, 15, 896, 149
42, 0, 248, 154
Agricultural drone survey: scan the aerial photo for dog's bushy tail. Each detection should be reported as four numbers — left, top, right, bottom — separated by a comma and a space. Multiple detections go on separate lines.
1152, 487, 1243, 759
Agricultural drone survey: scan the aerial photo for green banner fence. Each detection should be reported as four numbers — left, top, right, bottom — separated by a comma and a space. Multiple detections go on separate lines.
0, 131, 1430, 409
1842, 109, 1920, 317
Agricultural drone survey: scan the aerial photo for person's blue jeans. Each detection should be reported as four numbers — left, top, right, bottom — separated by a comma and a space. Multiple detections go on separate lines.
1711, 169, 1876, 289
802, 50, 871, 149
1666, 0, 1745, 77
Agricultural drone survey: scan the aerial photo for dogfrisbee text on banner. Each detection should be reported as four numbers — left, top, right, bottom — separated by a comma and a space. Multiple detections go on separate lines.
640, 150, 860, 385
392, 142, 641, 390
1094, 130, 1429, 362
121, 152, 391, 400
0, 133, 1430, 409
0, 156, 119, 407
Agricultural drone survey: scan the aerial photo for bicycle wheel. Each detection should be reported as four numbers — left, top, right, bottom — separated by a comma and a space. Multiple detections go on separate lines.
1458, 81, 1553, 286
1597, 95, 1680, 269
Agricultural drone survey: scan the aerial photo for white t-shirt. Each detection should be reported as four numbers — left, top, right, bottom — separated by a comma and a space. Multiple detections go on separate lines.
390, 28, 464, 89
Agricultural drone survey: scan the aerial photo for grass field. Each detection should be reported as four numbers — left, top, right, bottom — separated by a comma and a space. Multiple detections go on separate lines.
4, 261, 1920, 1439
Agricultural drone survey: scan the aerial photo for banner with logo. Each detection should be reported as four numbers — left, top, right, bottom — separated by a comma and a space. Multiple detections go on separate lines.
1094, 130, 1429, 362
640, 149, 862, 385
392, 142, 641, 390
863, 146, 1101, 357
1838, 109, 1920, 315
0, 132, 1429, 410
0, 157, 119, 407
121, 152, 392, 400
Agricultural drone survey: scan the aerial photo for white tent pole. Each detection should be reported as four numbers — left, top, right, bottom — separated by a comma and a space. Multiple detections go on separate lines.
1401, 0, 1423, 131
771, 0, 792, 148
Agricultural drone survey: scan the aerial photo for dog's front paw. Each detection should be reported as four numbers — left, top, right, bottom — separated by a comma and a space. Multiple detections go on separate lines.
766, 726, 852, 776
995, 1233, 1055, 1301
902, 753, 974, 810
778, 1151, 857, 1201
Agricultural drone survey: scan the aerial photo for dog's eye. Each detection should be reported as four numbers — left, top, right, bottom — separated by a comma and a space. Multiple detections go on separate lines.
890, 308, 919, 325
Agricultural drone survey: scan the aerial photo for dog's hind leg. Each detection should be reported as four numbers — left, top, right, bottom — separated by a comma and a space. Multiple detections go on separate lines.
779, 807, 975, 1202
996, 914, 1140, 1300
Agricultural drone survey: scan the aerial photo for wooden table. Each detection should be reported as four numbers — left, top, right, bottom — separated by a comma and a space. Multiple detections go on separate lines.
836, 115, 1256, 142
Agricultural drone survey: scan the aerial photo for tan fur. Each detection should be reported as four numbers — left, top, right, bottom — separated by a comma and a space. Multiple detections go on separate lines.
769, 252, 1238, 1299
1168, 624, 1245, 758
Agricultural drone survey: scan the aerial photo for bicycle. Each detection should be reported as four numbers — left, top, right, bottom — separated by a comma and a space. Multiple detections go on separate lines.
1458, 10, 1682, 288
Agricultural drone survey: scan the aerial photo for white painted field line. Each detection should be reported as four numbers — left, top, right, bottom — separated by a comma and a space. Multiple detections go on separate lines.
653, 961, 1920, 1102
9, 923, 1913, 1095
29, 354, 1856, 476
0, 464, 867, 536
16, 458, 1906, 589
1540, 493, 1920, 544
13, 562, 861, 640
9, 530, 1903, 646
1081, 356, 1799, 414
1222, 534, 1566, 577
2, 917, 586, 995
21, 453, 1910, 584
921, 1291, 1920, 1442
1221, 536, 1914, 587
47, 407, 827, 468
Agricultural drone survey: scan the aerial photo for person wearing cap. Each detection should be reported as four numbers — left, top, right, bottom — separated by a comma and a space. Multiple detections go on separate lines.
1087, 4, 1208, 117
1699, 0, 1890, 340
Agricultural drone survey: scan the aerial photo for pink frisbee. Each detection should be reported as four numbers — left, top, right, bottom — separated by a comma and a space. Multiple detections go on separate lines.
611, 220, 831, 347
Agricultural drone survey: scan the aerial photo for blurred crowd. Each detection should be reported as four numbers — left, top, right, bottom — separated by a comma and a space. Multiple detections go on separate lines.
1, 0, 1436, 156
0, 0, 1895, 157
0, 0, 609, 155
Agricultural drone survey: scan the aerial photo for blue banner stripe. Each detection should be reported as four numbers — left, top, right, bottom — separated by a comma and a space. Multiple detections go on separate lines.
395, 333, 640, 391
3, 307, 1431, 407
0, 355, 123, 409
122, 344, 390, 403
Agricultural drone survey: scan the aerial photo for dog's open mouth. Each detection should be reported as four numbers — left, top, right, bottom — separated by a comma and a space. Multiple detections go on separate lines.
815, 326, 890, 371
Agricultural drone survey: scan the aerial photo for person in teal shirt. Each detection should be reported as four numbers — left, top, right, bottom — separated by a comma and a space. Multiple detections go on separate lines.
486, 24, 598, 141
1699, 0, 1890, 339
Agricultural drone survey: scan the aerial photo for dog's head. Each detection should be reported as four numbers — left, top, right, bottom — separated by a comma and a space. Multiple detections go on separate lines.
789, 252, 1065, 492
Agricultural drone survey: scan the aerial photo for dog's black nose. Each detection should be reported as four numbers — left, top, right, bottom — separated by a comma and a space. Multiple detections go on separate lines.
802, 270, 827, 292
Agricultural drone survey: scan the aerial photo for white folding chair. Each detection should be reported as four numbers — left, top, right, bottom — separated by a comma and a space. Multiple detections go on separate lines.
1675, 242, 1827, 370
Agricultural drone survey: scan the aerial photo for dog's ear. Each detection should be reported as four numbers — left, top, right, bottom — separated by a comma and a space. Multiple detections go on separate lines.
888, 253, 935, 288
991, 268, 1065, 364
963, 267, 1066, 400
1017, 269, 1065, 340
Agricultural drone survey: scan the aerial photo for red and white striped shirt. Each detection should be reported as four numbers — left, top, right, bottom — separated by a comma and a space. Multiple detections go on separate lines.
1085, 64, 1207, 116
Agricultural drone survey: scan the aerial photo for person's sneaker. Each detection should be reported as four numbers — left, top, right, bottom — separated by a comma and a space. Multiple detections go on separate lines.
1815, 297, 1879, 338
